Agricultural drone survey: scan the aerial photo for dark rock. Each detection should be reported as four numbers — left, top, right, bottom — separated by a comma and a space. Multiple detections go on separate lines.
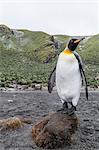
0, 24, 13, 36
32, 112, 79, 149
8, 84, 18, 89
31, 84, 42, 90
22, 85, 29, 90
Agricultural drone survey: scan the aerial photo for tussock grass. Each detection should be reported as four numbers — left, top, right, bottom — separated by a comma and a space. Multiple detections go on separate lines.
0, 25, 98, 88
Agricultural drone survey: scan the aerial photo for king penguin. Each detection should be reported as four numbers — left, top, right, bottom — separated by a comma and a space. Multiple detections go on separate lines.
48, 37, 88, 115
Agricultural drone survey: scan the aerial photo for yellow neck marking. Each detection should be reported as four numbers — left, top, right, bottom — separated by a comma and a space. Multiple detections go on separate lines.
63, 49, 73, 55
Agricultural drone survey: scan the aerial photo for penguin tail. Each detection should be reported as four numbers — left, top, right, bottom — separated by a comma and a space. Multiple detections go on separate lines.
85, 86, 88, 100
48, 82, 52, 93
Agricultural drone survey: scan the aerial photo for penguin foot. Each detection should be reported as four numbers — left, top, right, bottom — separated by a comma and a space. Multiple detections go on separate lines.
63, 101, 68, 110
57, 101, 68, 112
57, 102, 77, 116
57, 108, 67, 113
66, 106, 77, 116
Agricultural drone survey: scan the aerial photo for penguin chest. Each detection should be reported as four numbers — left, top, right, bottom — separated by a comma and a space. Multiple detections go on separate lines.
56, 52, 81, 99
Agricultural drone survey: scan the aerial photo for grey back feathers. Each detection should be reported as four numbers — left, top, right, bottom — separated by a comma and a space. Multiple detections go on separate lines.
73, 51, 88, 100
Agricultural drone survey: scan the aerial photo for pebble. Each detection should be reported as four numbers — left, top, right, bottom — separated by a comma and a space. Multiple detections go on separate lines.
8, 99, 13, 102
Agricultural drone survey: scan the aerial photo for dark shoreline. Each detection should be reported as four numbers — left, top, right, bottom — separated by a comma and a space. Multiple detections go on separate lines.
0, 91, 99, 149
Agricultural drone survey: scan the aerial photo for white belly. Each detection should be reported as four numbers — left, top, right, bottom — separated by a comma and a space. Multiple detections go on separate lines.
56, 52, 82, 105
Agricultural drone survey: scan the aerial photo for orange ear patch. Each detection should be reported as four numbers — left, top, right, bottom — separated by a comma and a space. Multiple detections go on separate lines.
63, 49, 73, 55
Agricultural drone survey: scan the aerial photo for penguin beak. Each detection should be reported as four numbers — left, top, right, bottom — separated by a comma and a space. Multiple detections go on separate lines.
80, 37, 85, 41
74, 37, 85, 44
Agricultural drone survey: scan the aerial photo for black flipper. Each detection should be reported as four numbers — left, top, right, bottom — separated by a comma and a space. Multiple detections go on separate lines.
73, 52, 88, 100
48, 66, 56, 93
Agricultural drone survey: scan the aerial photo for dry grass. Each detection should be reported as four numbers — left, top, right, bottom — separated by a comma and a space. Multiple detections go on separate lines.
0, 117, 32, 131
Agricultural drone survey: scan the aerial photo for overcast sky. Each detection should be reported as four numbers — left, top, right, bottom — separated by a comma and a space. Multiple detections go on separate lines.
0, 0, 99, 35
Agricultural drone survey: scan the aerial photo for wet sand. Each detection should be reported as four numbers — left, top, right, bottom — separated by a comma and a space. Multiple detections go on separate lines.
0, 90, 99, 150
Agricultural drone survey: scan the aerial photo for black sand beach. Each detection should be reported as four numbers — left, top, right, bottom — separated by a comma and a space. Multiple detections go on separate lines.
0, 90, 99, 150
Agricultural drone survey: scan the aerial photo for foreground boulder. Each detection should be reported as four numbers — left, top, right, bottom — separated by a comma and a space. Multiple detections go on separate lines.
32, 112, 79, 149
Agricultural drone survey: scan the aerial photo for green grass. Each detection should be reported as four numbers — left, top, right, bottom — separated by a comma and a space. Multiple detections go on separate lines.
54, 35, 69, 42
78, 35, 99, 88
0, 48, 56, 87
0, 25, 99, 88
79, 35, 99, 65
0, 27, 59, 87
85, 64, 99, 88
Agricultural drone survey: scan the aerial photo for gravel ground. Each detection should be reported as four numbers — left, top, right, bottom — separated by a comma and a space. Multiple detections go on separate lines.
0, 90, 99, 150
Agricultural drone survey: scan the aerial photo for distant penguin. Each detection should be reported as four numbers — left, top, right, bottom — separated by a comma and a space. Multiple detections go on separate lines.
48, 37, 88, 115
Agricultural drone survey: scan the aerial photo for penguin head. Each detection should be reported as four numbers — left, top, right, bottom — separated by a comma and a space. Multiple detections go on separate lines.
68, 37, 85, 51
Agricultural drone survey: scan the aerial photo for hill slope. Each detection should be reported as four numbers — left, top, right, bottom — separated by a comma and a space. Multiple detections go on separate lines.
78, 34, 99, 87
0, 25, 98, 88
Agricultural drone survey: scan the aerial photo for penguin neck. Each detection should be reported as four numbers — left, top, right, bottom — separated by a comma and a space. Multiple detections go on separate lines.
63, 48, 73, 55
